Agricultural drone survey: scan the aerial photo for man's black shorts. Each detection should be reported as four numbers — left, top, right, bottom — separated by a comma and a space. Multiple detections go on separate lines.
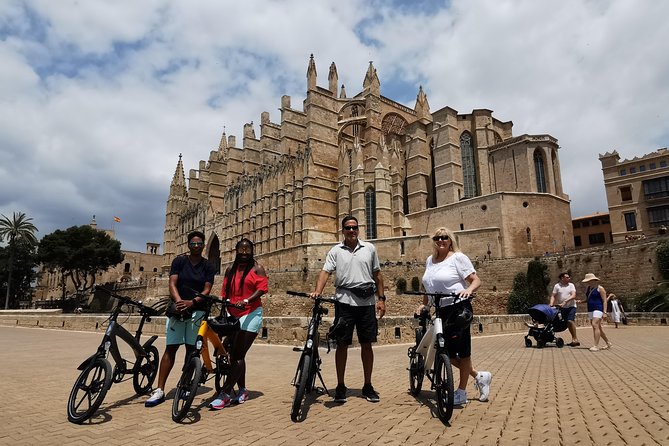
333, 302, 377, 345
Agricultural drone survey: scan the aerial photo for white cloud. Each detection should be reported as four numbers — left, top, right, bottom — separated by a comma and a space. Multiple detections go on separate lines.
1, 0, 668, 251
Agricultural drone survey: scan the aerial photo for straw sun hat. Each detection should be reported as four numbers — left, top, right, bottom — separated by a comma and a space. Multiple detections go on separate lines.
582, 273, 600, 283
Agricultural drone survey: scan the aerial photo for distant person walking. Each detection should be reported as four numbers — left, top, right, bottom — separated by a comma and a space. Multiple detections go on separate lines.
607, 294, 626, 328
549, 272, 580, 347
582, 273, 612, 352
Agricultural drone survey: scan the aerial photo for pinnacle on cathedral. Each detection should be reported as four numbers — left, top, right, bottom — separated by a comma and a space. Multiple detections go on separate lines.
362, 61, 380, 95
414, 85, 431, 120
169, 154, 187, 198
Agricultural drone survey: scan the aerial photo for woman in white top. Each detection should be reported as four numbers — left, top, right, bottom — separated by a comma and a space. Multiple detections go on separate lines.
608, 294, 625, 328
420, 227, 492, 405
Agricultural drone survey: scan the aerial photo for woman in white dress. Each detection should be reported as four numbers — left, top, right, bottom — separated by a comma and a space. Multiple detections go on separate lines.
608, 294, 625, 328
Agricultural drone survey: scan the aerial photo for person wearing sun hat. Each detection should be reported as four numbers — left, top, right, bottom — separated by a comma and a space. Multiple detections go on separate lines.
582, 273, 612, 352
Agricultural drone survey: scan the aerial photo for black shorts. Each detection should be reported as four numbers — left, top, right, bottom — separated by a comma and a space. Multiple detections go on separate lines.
440, 301, 473, 359
333, 302, 378, 345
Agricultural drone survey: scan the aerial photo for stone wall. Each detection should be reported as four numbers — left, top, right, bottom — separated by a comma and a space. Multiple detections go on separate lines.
2, 312, 667, 347
96, 236, 666, 317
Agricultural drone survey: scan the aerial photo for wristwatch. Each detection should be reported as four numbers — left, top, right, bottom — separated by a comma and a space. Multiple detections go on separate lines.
377, 296, 386, 301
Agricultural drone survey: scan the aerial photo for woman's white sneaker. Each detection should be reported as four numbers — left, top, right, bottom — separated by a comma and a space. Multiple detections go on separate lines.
475, 371, 492, 402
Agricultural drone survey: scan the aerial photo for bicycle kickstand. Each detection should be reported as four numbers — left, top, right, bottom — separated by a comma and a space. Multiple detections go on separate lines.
316, 369, 330, 397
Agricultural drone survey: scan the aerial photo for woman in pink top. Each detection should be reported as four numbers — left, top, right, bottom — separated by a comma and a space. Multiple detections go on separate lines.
210, 238, 268, 409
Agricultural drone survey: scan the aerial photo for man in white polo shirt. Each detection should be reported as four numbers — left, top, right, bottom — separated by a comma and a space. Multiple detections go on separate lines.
311, 215, 386, 403
549, 272, 580, 346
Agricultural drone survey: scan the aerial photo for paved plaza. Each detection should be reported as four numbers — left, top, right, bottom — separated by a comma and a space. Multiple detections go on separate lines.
0, 324, 667, 446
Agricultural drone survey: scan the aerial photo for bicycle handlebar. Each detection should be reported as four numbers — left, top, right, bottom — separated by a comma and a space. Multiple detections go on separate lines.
95, 286, 160, 316
187, 288, 236, 306
403, 291, 475, 299
287, 290, 339, 304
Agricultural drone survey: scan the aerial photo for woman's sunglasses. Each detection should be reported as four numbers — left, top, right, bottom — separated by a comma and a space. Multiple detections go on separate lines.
432, 235, 450, 241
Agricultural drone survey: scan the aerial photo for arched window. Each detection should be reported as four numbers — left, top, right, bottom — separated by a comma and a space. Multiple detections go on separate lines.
365, 187, 377, 239
352, 105, 359, 137
124, 263, 130, 273
526, 227, 532, 242
428, 139, 437, 208
534, 149, 547, 193
460, 132, 478, 198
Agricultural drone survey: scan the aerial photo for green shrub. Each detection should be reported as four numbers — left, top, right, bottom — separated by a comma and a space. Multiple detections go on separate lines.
634, 284, 669, 312
395, 278, 407, 294
656, 240, 669, 280
507, 272, 530, 314
411, 276, 421, 292
526, 259, 550, 307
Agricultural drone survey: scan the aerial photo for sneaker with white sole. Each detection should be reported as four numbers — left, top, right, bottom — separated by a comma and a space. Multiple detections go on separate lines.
362, 384, 380, 402
475, 371, 493, 402
233, 388, 249, 404
453, 388, 467, 406
209, 392, 231, 410
145, 388, 165, 407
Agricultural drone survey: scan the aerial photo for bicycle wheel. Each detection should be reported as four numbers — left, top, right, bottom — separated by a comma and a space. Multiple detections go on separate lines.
214, 354, 231, 394
132, 345, 159, 395
290, 353, 312, 422
172, 356, 202, 422
67, 357, 112, 424
434, 352, 454, 423
408, 352, 425, 396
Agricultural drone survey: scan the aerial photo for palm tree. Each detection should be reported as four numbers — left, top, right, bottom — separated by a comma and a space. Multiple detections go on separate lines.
0, 212, 38, 309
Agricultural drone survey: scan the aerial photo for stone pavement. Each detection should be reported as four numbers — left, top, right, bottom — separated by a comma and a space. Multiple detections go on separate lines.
0, 324, 667, 446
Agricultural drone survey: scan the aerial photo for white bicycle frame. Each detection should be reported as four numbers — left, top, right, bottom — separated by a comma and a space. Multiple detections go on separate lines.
415, 295, 458, 372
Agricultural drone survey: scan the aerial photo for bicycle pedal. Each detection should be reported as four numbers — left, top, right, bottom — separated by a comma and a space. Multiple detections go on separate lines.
292, 347, 303, 352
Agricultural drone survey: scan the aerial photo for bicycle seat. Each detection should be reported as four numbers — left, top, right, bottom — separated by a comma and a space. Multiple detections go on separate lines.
207, 315, 240, 336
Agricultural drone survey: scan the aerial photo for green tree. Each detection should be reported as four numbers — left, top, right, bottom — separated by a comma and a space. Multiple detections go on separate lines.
526, 259, 550, 307
0, 240, 38, 308
655, 240, 669, 280
0, 212, 38, 309
38, 225, 124, 299
507, 272, 529, 314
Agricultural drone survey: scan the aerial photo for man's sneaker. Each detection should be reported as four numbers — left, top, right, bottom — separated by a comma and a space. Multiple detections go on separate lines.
362, 384, 380, 403
145, 388, 165, 407
334, 384, 347, 403
474, 371, 493, 402
233, 388, 249, 404
209, 392, 231, 410
453, 388, 467, 406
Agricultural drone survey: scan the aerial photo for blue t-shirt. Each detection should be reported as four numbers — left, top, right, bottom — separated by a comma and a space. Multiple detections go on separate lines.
169, 255, 217, 309
586, 286, 604, 312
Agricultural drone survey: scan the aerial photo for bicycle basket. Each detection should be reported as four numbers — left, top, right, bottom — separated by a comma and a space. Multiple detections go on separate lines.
208, 315, 240, 336
443, 306, 473, 331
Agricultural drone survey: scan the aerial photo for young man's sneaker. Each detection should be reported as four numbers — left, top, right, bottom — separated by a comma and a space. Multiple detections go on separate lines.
209, 392, 231, 410
333, 384, 347, 403
453, 388, 467, 406
145, 388, 165, 407
474, 371, 493, 402
233, 388, 249, 404
362, 384, 380, 402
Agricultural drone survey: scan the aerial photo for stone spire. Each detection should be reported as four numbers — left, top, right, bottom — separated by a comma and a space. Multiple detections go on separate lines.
307, 54, 317, 91
414, 85, 431, 120
328, 62, 338, 96
170, 153, 187, 198
339, 84, 347, 99
218, 127, 227, 151
362, 61, 380, 96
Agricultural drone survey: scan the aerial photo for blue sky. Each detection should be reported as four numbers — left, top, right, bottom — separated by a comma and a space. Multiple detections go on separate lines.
1, 0, 668, 252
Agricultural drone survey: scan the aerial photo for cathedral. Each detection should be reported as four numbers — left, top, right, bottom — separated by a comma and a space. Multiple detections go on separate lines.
163, 55, 574, 273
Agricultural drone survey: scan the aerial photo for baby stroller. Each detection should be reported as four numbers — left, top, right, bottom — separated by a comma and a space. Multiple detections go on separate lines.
524, 304, 568, 348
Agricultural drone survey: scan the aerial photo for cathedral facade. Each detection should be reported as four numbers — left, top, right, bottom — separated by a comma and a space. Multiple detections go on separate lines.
164, 56, 574, 272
